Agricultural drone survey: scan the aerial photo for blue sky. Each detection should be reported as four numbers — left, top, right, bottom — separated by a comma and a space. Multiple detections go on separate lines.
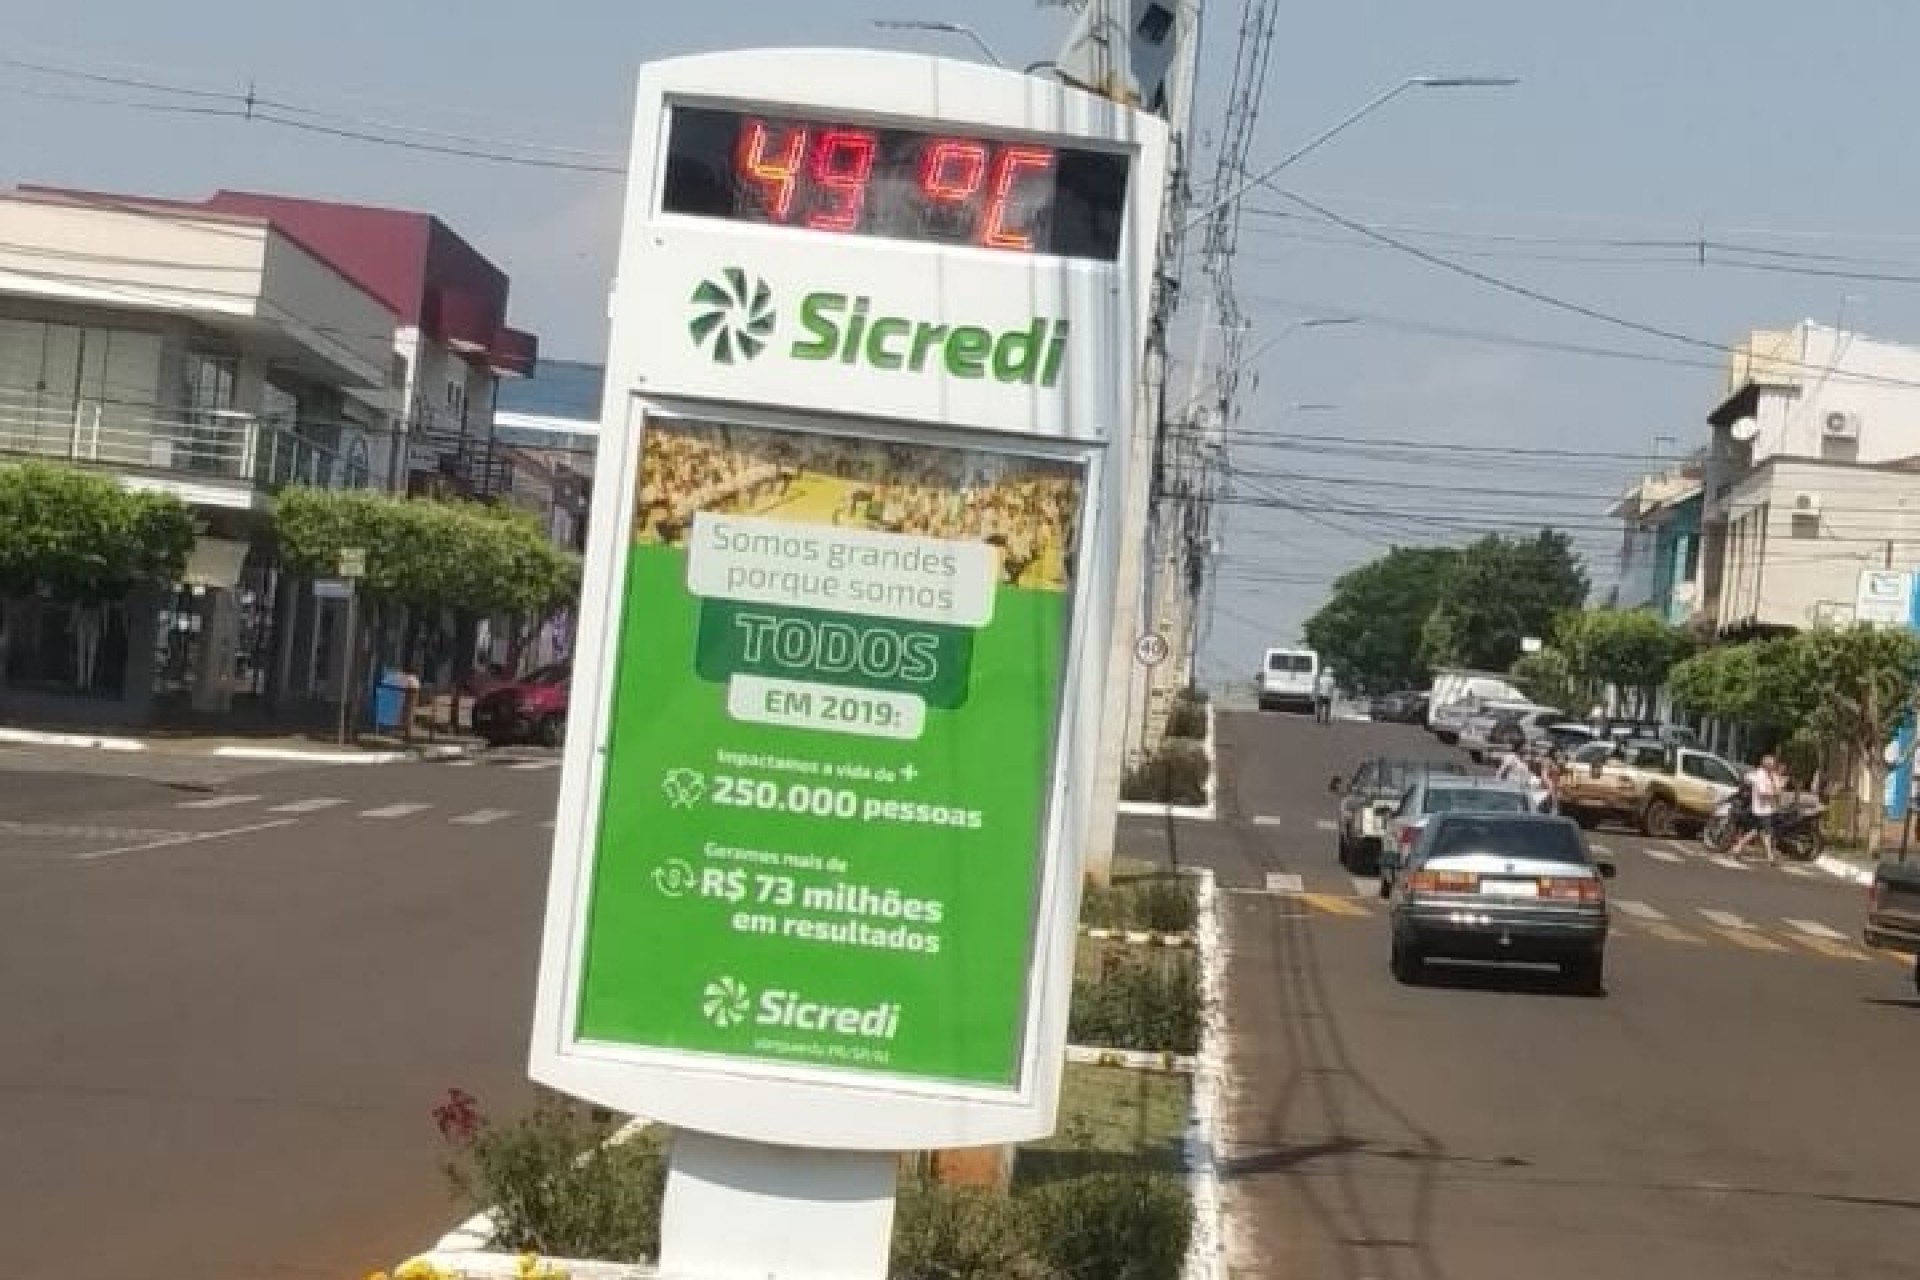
9, 2, 1920, 683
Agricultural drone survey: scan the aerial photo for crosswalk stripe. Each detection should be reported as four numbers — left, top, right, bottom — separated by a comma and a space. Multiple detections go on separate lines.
445, 759, 478, 768
507, 760, 558, 771
1783, 918, 1847, 941
1264, 872, 1303, 894
1350, 876, 1378, 899
360, 803, 432, 820
267, 797, 346, 814
1783, 934, 1871, 962
1644, 848, 1684, 863
1588, 843, 1613, 857
1706, 855, 1750, 872
1713, 928, 1788, 953
1313, 819, 1338, 834
176, 794, 260, 810
1297, 892, 1371, 917
1780, 864, 1816, 878
1665, 841, 1698, 859
450, 808, 515, 825
1870, 944, 1913, 968
1612, 899, 1666, 921
1698, 909, 1754, 930
1251, 815, 1282, 828
1640, 922, 1705, 945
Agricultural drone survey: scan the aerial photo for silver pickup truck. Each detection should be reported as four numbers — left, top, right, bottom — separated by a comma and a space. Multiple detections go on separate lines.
1865, 860, 1920, 995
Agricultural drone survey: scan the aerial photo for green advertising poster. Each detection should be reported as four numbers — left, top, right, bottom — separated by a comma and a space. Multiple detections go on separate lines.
575, 416, 1081, 1086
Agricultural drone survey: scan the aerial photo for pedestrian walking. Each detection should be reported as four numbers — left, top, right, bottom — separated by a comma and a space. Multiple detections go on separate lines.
1729, 753, 1783, 864
1313, 669, 1337, 724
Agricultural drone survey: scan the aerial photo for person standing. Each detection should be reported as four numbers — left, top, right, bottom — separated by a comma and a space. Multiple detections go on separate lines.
1729, 753, 1782, 864
1313, 668, 1337, 724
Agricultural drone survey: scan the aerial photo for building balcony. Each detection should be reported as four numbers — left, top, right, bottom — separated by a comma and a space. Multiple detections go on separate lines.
0, 388, 372, 510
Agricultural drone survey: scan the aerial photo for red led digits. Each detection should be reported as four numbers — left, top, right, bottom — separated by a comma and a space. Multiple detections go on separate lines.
918, 139, 989, 206
805, 129, 878, 231
981, 145, 1056, 250
736, 120, 808, 221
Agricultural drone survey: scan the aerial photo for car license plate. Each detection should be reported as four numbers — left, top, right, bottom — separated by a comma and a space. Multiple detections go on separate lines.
1482, 879, 1539, 898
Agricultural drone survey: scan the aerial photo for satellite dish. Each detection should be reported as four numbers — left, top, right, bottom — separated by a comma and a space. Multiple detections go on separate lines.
1729, 416, 1760, 443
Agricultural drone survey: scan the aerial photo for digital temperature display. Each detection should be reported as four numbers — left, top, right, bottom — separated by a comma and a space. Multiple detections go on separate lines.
662, 105, 1131, 261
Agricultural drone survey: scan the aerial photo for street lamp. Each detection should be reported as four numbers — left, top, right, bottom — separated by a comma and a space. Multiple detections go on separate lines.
1184, 74, 1518, 234
870, 18, 1006, 67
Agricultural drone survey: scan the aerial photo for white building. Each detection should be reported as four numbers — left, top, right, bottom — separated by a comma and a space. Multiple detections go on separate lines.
0, 187, 397, 725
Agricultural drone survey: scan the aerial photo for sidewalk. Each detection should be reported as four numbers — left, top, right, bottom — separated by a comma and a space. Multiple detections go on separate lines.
0, 724, 483, 765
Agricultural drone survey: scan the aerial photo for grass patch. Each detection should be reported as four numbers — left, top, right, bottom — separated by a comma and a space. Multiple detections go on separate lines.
1070, 948, 1203, 1055
1017, 1063, 1190, 1188
1081, 874, 1199, 934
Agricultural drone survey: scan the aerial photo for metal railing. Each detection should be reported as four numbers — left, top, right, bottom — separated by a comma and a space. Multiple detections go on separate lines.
0, 387, 349, 493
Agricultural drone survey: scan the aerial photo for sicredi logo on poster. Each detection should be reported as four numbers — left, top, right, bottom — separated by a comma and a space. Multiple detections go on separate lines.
703, 976, 903, 1041
687, 512, 999, 628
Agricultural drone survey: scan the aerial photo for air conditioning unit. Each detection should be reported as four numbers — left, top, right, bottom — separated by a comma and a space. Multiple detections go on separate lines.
1823, 410, 1861, 440
1791, 491, 1822, 518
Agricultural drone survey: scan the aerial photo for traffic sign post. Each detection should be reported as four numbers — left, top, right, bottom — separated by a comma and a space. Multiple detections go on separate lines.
335, 547, 365, 746
528, 48, 1167, 1279
1134, 630, 1169, 667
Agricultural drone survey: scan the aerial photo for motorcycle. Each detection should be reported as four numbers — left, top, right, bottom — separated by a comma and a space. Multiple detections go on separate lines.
1702, 796, 1824, 861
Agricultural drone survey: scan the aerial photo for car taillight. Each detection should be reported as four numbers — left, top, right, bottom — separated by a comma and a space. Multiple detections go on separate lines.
1408, 870, 1478, 894
1539, 876, 1605, 903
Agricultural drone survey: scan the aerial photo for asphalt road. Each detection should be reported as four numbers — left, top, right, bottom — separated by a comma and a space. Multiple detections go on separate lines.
0, 750, 564, 1280
1120, 711, 1918, 1279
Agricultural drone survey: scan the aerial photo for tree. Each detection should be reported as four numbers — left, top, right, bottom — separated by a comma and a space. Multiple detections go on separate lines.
1558, 608, 1695, 718
1782, 624, 1920, 857
1420, 531, 1590, 672
1301, 546, 1456, 692
0, 462, 195, 601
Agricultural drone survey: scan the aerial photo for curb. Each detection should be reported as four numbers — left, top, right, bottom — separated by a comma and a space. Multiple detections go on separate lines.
1814, 853, 1876, 887
1078, 925, 1195, 948
1118, 704, 1220, 822
1181, 867, 1227, 1280
1065, 1044, 1199, 1073
0, 727, 147, 752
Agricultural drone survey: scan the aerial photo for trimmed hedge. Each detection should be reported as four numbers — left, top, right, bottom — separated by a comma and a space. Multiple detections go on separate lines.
1121, 740, 1209, 805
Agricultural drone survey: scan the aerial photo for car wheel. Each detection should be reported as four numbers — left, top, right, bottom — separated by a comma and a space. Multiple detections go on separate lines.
1912, 954, 1919, 998
1391, 938, 1425, 985
536, 714, 566, 750
1563, 952, 1606, 996
1335, 834, 1352, 870
1641, 797, 1676, 838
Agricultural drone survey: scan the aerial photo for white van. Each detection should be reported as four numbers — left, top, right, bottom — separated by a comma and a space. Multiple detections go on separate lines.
1258, 647, 1320, 713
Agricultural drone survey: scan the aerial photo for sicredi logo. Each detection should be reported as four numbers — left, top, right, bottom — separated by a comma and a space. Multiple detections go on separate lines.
686, 273, 1069, 386
699, 977, 903, 1040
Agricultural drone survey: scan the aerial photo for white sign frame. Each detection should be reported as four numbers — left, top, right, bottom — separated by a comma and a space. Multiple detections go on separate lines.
529, 47, 1169, 1152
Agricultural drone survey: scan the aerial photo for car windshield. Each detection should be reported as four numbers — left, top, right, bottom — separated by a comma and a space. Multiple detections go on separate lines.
1267, 653, 1313, 673
1422, 785, 1530, 814
1428, 817, 1589, 864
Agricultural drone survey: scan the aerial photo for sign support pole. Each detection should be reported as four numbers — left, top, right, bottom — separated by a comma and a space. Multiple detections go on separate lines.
657, 1134, 897, 1280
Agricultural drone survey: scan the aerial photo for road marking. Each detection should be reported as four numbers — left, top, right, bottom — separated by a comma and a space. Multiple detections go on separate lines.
507, 760, 558, 771
451, 808, 515, 826
1713, 928, 1789, 953
1783, 934, 1871, 962
1870, 944, 1914, 968
1783, 918, 1847, 941
1779, 864, 1816, 879
1639, 922, 1705, 945
1612, 899, 1666, 921
1588, 843, 1613, 857
1706, 855, 1750, 872
267, 797, 347, 814
539, 819, 556, 830
1313, 819, 1338, 834
1350, 876, 1378, 899
444, 759, 478, 768
76, 818, 298, 862
176, 794, 261, 810
1643, 848, 1684, 864
360, 803, 432, 820
1698, 909, 1754, 930
1297, 893, 1371, 917
1251, 815, 1282, 828
1264, 872, 1304, 894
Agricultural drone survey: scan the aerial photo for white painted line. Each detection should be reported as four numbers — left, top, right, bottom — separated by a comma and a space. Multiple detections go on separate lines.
445, 759, 479, 768
1814, 854, 1876, 886
450, 808, 515, 826
1779, 864, 1816, 878
77, 818, 297, 862
1251, 815, 1282, 828
360, 803, 433, 820
538, 819, 556, 830
1313, 818, 1337, 834
176, 794, 261, 810
1707, 855, 1751, 872
1783, 918, 1848, 941
507, 760, 558, 771
1588, 843, 1613, 857
266, 797, 347, 814
1665, 841, 1699, 859
210, 746, 406, 764
1612, 899, 1667, 921
1264, 871, 1304, 895
1644, 848, 1685, 863
1698, 909, 1754, 930
0, 727, 146, 752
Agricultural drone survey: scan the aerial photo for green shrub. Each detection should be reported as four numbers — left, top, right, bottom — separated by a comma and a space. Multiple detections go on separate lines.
1080, 877, 1199, 934
1163, 697, 1207, 741
1024, 1172, 1191, 1280
1120, 741, 1209, 805
437, 1090, 665, 1262
890, 1183, 1053, 1280
1069, 952, 1203, 1054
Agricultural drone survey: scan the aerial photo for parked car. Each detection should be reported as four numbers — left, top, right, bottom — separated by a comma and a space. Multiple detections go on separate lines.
1865, 860, 1920, 995
471, 663, 571, 748
1460, 701, 1560, 763
1387, 811, 1615, 993
1257, 646, 1320, 714
1556, 739, 1741, 837
1379, 775, 1535, 896
1425, 671, 1527, 740
1329, 757, 1471, 873
1369, 690, 1428, 724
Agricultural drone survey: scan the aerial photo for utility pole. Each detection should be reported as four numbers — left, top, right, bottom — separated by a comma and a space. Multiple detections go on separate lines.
1063, 0, 1207, 884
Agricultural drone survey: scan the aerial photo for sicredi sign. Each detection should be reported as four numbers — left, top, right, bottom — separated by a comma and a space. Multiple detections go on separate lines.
529, 48, 1168, 1152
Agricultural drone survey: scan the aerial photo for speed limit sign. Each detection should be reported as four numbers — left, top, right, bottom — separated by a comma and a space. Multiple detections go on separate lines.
1134, 632, 1170, 667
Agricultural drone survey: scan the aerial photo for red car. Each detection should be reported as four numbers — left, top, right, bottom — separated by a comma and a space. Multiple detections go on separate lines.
471, 663, 570, 748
